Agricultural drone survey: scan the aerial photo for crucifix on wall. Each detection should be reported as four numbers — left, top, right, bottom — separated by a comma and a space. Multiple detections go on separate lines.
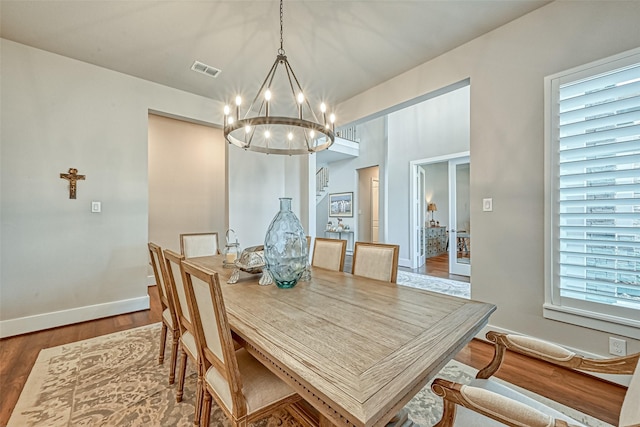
59, 168, 85, 199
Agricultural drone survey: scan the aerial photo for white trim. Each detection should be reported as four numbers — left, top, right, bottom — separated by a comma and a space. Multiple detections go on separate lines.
147, 274, 156, 286
0, 295, 150, 338
398, 257, 412, 268
409, 151, 470, 271
543, 303, 640, 340
409, 151, 470, 168
476, 324, 631, 387
544, 46, 640, 333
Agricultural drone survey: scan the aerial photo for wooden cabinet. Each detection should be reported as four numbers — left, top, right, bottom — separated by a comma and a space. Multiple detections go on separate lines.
425, 226, 447, 258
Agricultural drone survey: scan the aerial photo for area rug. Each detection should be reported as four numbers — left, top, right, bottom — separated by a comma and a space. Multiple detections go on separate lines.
397, 270, 471, 299
8, 323, 611, 427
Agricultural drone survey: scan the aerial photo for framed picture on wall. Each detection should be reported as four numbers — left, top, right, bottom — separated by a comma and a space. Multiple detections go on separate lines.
329, 192, 353, 217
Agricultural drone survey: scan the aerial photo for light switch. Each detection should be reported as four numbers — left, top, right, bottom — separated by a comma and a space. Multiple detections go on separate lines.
91, 201, 101, 213
483, 198, 493, 212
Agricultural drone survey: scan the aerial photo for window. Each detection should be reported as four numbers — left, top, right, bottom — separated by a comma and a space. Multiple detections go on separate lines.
544, 48, 640, 338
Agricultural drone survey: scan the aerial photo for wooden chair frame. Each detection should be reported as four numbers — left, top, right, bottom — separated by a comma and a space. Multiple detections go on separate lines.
311, 237, 347, 272
352, 242, 400, 283
182, 261, 300, 426
148, 242, 179, 384
180, 232, 220, 258
432, 331, 640, 427
163, 249, 203, 425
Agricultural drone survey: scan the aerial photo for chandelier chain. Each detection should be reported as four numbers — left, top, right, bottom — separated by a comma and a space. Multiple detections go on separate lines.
279, 0, 284, 53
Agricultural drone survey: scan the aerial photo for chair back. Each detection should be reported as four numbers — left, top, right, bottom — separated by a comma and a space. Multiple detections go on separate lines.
180, 232, 220, 258
148, 242, 176, 322
352, 242, 400, 283
620, 360, 640, 426
181, 260, 246, 417
163, 249, 193, 334
312, 238, 347, 272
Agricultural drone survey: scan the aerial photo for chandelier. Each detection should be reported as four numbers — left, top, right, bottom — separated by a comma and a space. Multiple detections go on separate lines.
223, 0, 336, 155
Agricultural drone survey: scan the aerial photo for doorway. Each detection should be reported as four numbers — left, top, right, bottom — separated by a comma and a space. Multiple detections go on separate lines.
357, 166, 380, 243
410, 152, 470, 277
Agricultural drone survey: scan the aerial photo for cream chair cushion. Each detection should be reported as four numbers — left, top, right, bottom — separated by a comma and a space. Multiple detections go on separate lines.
180, 331, 198, 360
206, 348, 296, 414
162, 308, 174, 329
505, 335, 576, 362
312, 238, 346, 271
619, 361, 640, 426
170, 262, 191, 323
181, 233, 219, 258
353, 244, 398, 282
191, 274, 224, 361
451, 378, 586, 426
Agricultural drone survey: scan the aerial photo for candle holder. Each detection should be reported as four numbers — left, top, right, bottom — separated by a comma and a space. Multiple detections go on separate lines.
223, 229, 241, 268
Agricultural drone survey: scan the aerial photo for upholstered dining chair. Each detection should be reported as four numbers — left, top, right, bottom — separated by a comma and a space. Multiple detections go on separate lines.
181, 260, 300, 427
148, 242, 180, 384
352, 242, 400, 283
163, 249, 202, 425
431, 331, 640, 427
180, 232, 220, 258
312, 237, 347, 272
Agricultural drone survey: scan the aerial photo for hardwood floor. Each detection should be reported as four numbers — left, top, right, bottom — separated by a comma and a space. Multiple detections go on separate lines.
0, 287, 162, 427
0, 284, 626, 426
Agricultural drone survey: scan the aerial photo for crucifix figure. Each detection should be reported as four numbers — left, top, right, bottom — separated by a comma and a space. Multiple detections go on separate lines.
59, 168, 85, 199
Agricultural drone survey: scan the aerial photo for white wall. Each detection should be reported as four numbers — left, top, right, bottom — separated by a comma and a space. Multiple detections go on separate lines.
0, 39, 226, 337
338, 1, 640, 356
148, 114, 227, 254
227, 148, 310, 251
1, 39, 306, 337
387, 87, 470, 265
424, 163, 449, 228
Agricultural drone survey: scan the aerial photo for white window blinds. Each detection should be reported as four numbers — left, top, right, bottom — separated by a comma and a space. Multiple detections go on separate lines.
554, 59, 640, 319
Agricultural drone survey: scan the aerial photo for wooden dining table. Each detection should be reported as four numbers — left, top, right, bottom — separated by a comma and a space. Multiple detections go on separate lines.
188, 255, 495, 427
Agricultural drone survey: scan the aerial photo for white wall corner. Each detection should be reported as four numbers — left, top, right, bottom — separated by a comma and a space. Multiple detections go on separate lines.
0, 295, 150, 339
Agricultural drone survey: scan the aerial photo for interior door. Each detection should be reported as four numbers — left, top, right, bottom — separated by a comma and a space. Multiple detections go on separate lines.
448, 157, 471, 276
371, 178, 379, 242
416, 168, 426, 266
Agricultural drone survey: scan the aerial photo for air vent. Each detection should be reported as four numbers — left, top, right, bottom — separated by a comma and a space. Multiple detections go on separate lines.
191, 61, 221, 78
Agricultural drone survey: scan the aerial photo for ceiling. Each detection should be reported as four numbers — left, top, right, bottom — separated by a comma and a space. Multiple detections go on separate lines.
1, 0, 550, 109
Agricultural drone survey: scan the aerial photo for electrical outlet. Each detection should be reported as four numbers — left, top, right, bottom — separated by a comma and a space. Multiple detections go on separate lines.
609, 337, 627, 356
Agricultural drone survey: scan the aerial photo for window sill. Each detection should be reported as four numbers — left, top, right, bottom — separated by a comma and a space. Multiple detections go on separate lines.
543, 303, 640, 340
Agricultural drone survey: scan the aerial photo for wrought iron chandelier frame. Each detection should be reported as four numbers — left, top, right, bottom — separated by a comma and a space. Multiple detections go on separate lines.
223, 1, 335, 155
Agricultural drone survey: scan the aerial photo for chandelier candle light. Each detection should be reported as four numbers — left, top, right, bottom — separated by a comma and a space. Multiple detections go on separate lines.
223, 0, 336, 155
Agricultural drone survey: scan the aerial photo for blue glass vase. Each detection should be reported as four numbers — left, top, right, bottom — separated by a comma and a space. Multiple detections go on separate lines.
264, 198, 308, 288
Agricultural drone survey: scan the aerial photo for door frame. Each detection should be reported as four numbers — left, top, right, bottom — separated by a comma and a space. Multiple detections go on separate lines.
448, 156, 471, 276
409, 151, 470, 270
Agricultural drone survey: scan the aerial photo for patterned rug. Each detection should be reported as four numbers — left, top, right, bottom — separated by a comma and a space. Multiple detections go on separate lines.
8, 323, 611, 427
396, 270, 470, 298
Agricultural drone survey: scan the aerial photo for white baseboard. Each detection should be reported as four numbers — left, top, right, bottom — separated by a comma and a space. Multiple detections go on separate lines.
147, 274, 156, 286
398, 257, 412, 268
476, 324, 630, 387
0, 295, 150, 339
